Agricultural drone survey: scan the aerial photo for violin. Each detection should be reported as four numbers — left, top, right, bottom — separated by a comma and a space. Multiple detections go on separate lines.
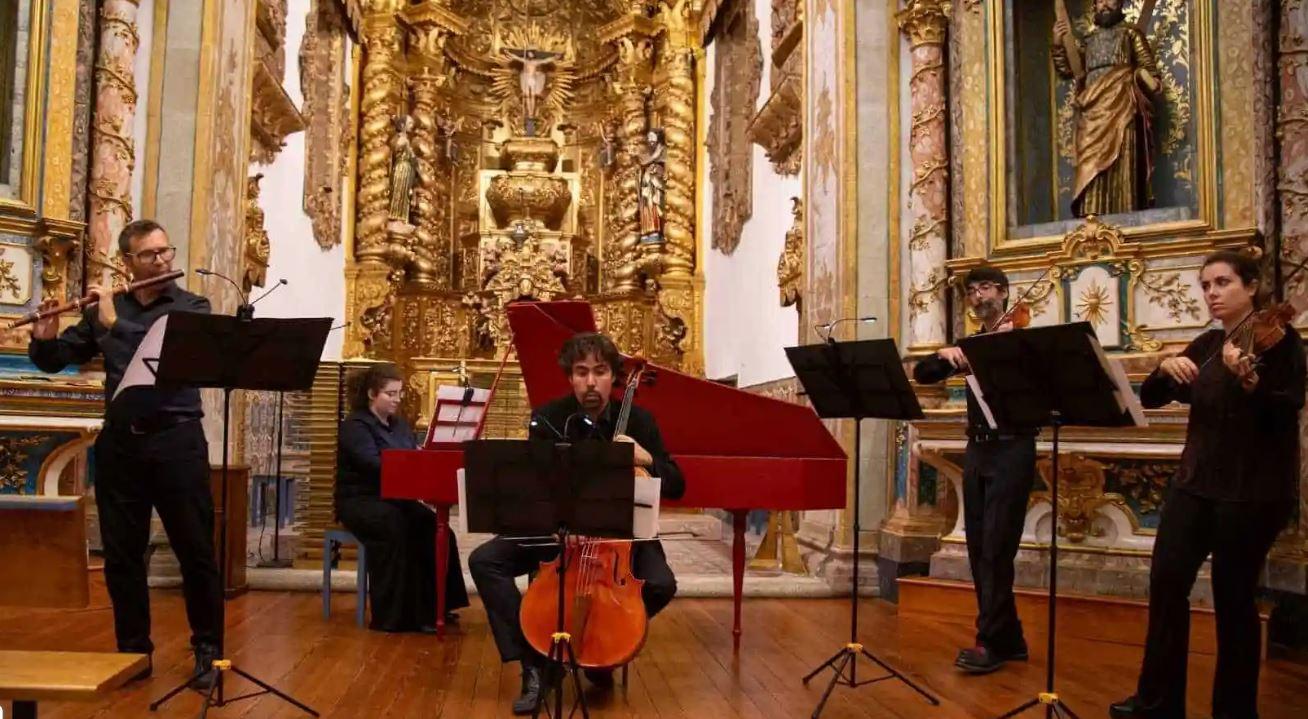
518, 360, 656, 669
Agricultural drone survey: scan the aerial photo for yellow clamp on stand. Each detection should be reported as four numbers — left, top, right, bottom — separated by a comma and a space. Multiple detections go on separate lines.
551, 632, 572, 644
1038, 692, 1059, 705
213, 660, 232, 671
845, 643, 863, 652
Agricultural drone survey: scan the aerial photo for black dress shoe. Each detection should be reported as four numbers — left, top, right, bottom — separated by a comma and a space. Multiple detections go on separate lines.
513, 663, 543, 715
130, 654, 153, 682
189, 644, 221, 689
955, 646, 1007, 675
583, 668, 615, 689
1108, 696, 1146, 719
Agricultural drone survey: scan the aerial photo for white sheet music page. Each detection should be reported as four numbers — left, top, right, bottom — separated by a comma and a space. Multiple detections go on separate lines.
964, 374, 1000, 430
633, 475, 662, 540
112, 316, 169, 402
1088, 339, 1148, 428
455, 468, 468, 535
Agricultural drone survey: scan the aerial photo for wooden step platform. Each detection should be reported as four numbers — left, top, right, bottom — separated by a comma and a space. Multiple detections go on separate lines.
898, 577, 1269, 657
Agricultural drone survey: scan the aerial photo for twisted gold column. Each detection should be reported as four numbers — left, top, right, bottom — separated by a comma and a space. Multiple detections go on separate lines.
603, 26, 656, 292
657, 46, 696, 280
355, 14, 406, 262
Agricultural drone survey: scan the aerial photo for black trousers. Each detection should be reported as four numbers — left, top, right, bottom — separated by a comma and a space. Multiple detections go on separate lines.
962, 437, 1036, 655
337, 496, 469, 632
1135, 488, 1290, 719
93, 421, 222, 654
469, 536, 677, 663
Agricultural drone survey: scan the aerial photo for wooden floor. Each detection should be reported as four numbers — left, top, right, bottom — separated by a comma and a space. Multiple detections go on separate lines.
2, 579, 1307, 718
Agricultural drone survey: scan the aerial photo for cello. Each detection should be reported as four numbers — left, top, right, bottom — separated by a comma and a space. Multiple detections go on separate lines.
518, 360, 654, 669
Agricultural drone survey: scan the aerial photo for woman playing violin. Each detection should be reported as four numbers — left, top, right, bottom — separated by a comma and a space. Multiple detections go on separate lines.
1112, 250, 1304, 719
913, 266, 1039, 675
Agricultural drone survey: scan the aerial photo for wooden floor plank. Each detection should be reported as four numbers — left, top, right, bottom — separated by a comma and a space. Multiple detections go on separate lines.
2, 580, 1306, 718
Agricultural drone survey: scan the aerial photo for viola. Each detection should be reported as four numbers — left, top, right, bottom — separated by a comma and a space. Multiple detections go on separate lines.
518, 360, 656, 669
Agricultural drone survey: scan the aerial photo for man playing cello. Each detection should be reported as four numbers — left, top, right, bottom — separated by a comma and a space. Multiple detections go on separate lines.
468, 331, 684, 714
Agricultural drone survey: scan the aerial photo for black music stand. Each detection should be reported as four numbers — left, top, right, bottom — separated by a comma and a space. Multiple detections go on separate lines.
463, 439, 638, 719
958, 322, 1143, 719
148, 312, 331, 718
786, 338, 939, 719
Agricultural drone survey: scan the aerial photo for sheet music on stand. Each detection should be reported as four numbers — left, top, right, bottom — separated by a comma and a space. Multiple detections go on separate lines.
455, 467, 661, 539
112, 316, 169, 401
424, 385, 492, 447
959, 324, 1146, 430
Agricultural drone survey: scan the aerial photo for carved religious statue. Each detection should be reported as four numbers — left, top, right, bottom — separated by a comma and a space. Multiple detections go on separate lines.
388, 114, 418, 224
1052, 0, 1161, 217
504, 47, 559, 134
638, 129, 667, 244
243, 174, 271, 292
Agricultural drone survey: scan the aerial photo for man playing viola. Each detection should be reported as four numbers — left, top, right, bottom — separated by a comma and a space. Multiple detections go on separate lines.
912, 266, 1038, 674
468, 331, 684, 715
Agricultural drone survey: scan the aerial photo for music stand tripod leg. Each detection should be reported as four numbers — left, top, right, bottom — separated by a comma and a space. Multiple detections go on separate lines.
802, 418, 938, 718
533, 530, 589, 719
151, 389, 318, 718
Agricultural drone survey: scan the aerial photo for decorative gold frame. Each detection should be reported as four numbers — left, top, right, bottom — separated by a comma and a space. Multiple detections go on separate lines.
1, 0, 51, 215
983, 0, 1221, 253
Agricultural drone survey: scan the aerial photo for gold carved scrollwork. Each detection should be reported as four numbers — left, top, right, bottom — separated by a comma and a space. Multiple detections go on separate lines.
1111, 461, 1173, 516
1033, 453, 1131, 544
250, 61, 306, 165
707, 0, 762, 255
33, 219, 82, 303
896, 0, 950, 49
0, 435, 49, 493
300, 0, 349, 249
749, 70, 802, 176
777, 198, 803, 307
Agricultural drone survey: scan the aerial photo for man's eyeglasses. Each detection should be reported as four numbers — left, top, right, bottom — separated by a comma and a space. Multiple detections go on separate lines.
964, 282, 1001, 297
125, 246, 177, 264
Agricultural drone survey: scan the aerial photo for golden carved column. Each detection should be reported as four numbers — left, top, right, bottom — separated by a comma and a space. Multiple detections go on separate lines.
897, 0, 950, 354
400, 2, 465, 289
354, 5, 406, 263
87, 0, 141, 283
346, 1, 407, 358
655, 0, 696, 280
600, 11, 658, 293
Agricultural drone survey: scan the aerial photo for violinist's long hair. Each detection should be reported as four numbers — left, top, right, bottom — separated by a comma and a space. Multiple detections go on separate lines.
1202, 250, 1267, 310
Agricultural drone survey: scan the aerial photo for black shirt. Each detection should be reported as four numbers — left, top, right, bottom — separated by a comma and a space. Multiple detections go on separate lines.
913, 336, 1039, 439
28, 282, 210, 422
529, 394, 686, 500
335, 409, 418, 501
1139, 327, 1305, 502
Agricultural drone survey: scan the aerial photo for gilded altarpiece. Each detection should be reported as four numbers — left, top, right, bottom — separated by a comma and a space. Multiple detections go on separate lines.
901, 1, 1307, 601
339, 0, 706, 415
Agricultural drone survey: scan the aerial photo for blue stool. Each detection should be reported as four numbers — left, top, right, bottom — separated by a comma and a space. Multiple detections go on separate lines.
322, 528, 367, 627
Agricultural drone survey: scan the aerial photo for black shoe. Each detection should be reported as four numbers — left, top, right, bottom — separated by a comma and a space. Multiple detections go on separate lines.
189, 644, 221, 689
1108, 696, 1147, 719
444, 611, 460, 624
129, 653, 153, 682
583, 668, 615, 689
954, 645, 1008, 675
512, 663, 543, 715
